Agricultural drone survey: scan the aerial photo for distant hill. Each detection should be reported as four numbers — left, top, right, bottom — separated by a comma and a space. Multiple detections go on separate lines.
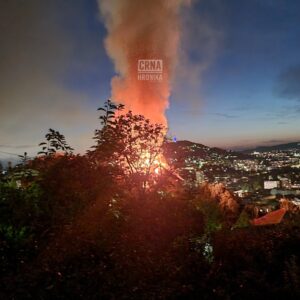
164, 140, 248, 165
164, 140, 224, 157
243, 142, 300, 153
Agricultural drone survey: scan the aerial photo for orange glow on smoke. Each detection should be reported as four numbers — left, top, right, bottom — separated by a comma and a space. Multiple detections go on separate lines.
99, 0, 190, 125
111, 66, 171, 125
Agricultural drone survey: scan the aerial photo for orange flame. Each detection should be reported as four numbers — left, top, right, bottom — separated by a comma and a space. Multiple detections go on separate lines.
139, 151, 167, 175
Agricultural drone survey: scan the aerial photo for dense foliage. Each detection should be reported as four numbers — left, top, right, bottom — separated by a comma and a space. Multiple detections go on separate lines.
0, 101, 300, 299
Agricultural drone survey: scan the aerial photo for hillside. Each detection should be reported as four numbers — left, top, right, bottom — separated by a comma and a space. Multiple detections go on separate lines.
243, 142, 300, 153
164, 140, 248, 160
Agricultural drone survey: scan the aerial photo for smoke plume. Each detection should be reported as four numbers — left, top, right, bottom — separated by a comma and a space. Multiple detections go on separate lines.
98, 0, 189, 125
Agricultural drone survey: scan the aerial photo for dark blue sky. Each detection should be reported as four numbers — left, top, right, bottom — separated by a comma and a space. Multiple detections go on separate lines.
1, 0, 300, 158
168, 0, 300, 149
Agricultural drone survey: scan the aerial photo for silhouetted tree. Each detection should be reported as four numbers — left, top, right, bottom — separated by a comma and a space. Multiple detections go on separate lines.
91, 100, 166, 189
38, 128, 74, 156
97, 98, 125, 127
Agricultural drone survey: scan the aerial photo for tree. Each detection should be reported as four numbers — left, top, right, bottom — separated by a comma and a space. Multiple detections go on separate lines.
38, 129, 74, 156
17, 152, 29, 166
197, 183, 240, 226
91, 100, 166, 188
97, 99, 124, 127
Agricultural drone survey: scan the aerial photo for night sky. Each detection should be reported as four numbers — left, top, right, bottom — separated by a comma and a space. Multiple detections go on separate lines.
1, 0, 300, 160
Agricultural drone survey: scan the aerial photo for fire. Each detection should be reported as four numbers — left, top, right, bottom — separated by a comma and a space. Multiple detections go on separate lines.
138, 151, 167, 176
